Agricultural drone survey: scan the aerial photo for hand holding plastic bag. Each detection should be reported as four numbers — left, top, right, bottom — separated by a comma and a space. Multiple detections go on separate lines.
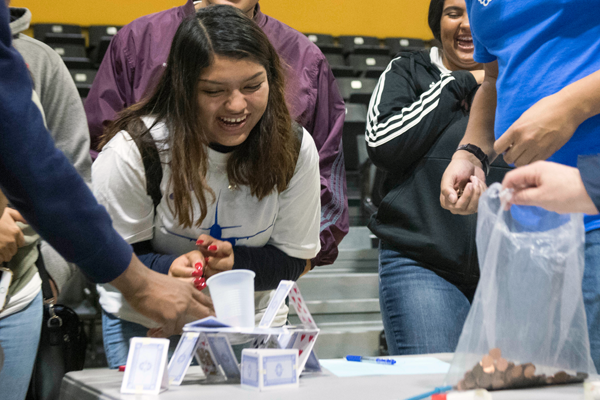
446, 183, 596, 391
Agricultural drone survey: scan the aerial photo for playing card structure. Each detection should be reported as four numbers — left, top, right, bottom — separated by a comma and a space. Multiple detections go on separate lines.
167, 281, 321, 386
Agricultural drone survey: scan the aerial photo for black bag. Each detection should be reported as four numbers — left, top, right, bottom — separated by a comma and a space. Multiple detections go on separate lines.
26, 250, 87, 400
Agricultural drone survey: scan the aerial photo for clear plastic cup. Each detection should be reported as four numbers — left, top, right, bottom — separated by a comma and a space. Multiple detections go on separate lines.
206, 270, 255, 328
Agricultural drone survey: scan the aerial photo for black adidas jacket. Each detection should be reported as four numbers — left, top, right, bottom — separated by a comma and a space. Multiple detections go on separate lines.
365, 49, 510, 291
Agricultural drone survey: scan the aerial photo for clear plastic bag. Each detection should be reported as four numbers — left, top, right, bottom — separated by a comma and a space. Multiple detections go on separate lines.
445, 183, 597, 391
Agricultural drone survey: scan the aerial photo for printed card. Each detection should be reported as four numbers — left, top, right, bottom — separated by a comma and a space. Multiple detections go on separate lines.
241, 349, 299, 391
289, 330, 319, 376
241, 353, 260, 388
206, 334, 240, 380
263, 353, 298, 387
258, 280, 295, 328
168, 332, 200, 386
121, 337, 169, 395
288, 283, 318, 329
195, 333, 220, 378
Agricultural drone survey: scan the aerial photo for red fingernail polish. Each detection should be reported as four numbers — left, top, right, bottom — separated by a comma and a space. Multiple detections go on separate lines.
208, 245, 217, 251
192, 269, 202, 277
197, 278, 207, 290
205, 256, 211, 263
194, 277, 202, 285
195, 261, 203, 269
196, 239, 204, 245
118, 365, 126, 372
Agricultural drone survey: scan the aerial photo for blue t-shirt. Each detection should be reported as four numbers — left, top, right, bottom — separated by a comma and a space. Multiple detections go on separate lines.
466, 0, 600, 231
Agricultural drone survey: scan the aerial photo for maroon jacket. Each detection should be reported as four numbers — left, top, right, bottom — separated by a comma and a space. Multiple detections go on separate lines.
84, 1, 348, 265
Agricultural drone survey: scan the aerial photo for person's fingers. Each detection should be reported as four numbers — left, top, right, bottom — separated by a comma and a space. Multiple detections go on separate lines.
493, 128, 513, 156
453, 182, 474, 212
204, 257, 234, 279
440, 175, 459, 206
465, 179, 481, 212
6, 208, 26, 224
502, 164, 540, 190
509, 186, 544, 207
192, 290, 214, 310
197, 237, 233, 258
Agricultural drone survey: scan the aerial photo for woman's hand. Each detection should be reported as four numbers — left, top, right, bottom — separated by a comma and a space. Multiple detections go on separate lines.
440, 153, 487, 215
195, 234, 234, 279
169, 250, 207, 291
0, 208, 27, 262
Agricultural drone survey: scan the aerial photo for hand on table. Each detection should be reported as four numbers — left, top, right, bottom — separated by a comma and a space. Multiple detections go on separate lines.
440, 156, 487, 215
195, 234, 234, 279
0, 208, 27, 262
494, 93, 579, 167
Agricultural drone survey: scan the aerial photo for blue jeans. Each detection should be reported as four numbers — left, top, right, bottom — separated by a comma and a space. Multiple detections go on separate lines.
102, 311, 180, 369
584, 228, 600, 372
0, 291, 43, 400
378, 243, 473, 355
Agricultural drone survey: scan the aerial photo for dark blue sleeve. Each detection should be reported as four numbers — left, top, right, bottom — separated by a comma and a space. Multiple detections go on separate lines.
132, 241, 177, 275
578, 154, 600, 212
232, 245, 305, 291
0, 2, 132, 283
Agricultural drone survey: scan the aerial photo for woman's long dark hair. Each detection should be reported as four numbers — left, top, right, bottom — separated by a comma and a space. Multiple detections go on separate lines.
428, 0, 445, 44
101, 5, 298, 229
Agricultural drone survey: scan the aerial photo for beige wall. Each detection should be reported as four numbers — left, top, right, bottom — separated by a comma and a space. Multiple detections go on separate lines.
11, 0, 433, 39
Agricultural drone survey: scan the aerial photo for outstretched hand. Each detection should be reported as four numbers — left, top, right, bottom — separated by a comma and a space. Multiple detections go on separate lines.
501, 161, 598, 215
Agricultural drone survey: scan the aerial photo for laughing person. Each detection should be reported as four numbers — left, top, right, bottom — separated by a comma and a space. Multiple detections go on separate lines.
92, 6, 321, 368
364, 0, 509, 355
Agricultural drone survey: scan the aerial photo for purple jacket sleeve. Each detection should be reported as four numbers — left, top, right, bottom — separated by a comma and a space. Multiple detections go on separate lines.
304, 55, 349, 266
578, 154, 600, 212
0, 2, 132, 283
84, 32, 133, 156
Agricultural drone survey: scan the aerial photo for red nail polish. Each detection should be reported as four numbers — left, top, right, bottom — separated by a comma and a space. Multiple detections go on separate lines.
196, 239, 204, 245
208, 245, 217, 251
194, 277, 202, 285
197, 278, 207, 290
118, 365, 126, 372
205, 256, 211, 263
195, 261, 203, 269
192, 269, 203, 277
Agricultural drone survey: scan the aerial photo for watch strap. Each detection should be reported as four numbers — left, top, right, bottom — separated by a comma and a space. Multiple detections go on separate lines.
456, 143, 490, 176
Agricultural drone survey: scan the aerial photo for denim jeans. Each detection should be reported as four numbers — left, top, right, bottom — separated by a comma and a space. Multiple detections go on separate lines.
0, 291, 43, 400
584, 228, 600, 372
378, 242, 474, 355
102, 311, 180, 369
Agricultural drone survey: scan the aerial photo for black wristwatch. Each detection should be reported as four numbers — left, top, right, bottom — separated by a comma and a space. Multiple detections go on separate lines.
456, 143, 490, 176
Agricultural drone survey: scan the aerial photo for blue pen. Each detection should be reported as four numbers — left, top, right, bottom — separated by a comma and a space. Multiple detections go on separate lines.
345, 355, 396, 365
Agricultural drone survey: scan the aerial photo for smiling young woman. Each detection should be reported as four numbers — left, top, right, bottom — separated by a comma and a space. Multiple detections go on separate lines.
365, 0, 510, 356
93, 5, 321, 368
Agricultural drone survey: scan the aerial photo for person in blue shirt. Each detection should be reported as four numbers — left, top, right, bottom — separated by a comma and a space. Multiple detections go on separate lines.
439, 0, 600, 369
502, 157, 600, 216
0, 0, 213, 341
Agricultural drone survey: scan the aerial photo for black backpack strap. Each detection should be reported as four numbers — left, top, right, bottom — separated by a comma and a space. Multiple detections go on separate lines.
291, 121, 303, 150
132, 133, 163, 212
35, 245, 54, 303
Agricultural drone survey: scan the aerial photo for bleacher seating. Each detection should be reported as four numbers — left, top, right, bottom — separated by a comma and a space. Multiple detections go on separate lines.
385, 37, 426, 56
33, 23, 81, 42
88, 25, 121, 66
69, 69, 97, 98
336, 77, 378, 106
